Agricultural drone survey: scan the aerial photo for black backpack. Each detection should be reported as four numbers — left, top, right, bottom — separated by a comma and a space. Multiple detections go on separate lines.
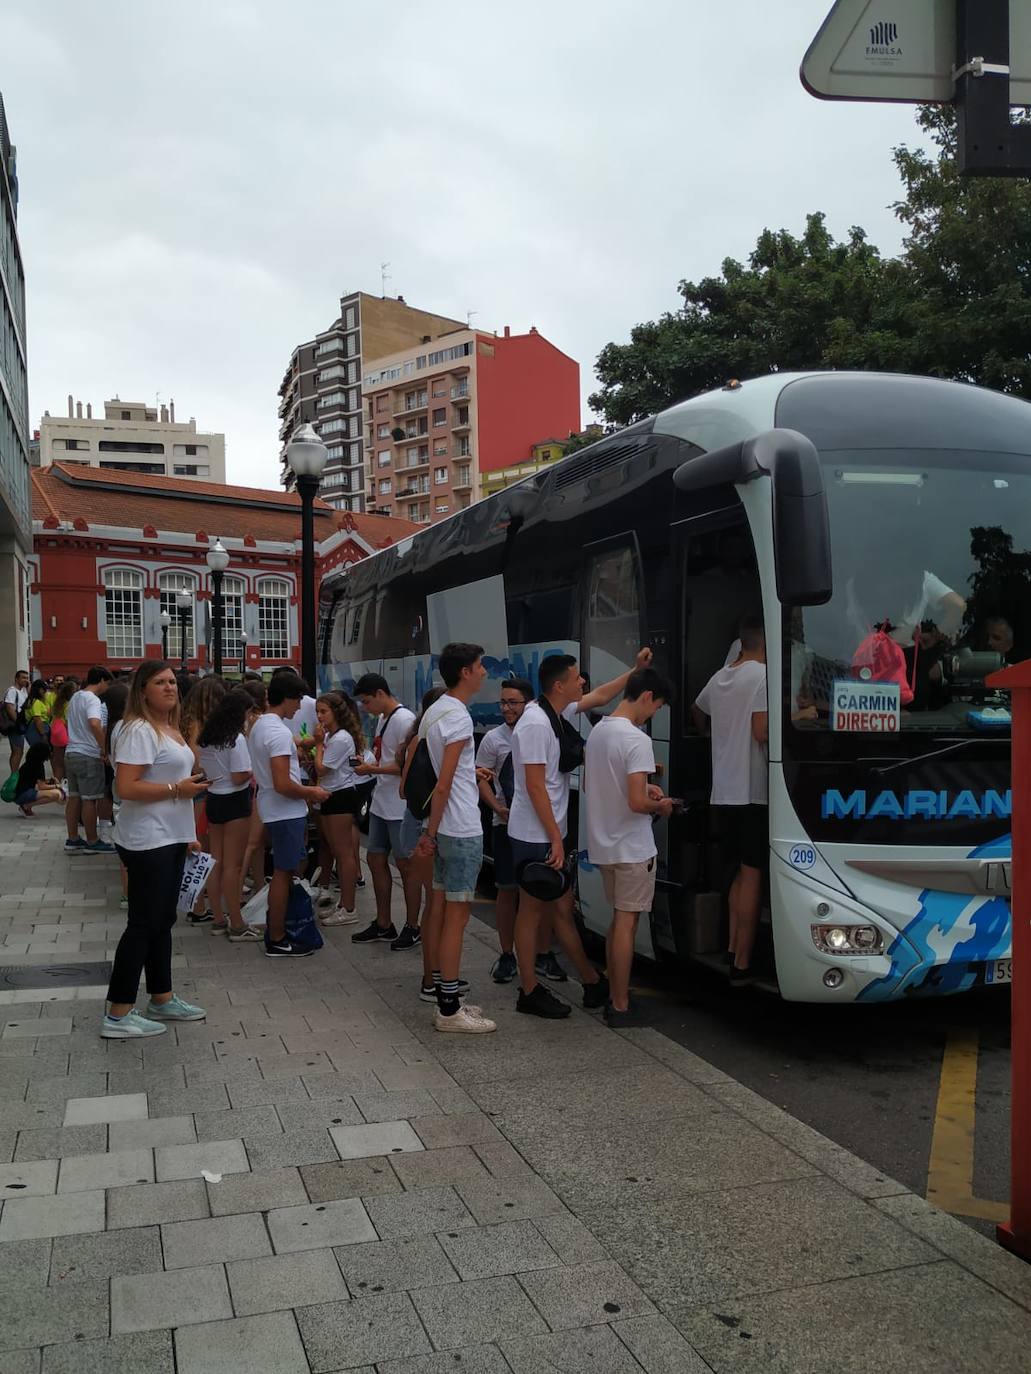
497, 751, 515, 806
537, 696, 585, 773
405, 738, 438, 820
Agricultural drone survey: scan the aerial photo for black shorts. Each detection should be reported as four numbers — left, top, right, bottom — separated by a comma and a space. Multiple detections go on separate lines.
206, 788, 253, 825
322, 786, 362, 817
713, 804, 768, 872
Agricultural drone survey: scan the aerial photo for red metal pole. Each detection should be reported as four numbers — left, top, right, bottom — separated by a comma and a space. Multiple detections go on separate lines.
988, 663, 1031, 1260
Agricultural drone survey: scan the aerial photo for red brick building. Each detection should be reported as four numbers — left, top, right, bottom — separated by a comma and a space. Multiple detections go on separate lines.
29, 464, 416, 678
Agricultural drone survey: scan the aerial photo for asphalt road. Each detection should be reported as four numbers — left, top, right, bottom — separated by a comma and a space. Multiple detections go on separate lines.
471, 897, 1012, 1239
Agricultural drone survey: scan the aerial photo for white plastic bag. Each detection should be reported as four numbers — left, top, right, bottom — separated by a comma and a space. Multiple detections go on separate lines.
241, 884, 270, 927
176, 851, 217, 916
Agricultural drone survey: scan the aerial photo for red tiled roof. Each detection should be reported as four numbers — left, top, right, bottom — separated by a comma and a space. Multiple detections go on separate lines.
30, 464, 414, 547
331, 509, 420, 547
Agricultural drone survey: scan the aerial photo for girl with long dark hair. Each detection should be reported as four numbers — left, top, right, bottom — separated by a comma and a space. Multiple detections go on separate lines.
103, 660, 209, 1038
198, 689, 261, 940
49, 678, 79, 785
312, 691, 365, 926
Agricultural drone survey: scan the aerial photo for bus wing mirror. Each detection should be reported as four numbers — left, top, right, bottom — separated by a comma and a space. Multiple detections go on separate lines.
673, 427, 832, 607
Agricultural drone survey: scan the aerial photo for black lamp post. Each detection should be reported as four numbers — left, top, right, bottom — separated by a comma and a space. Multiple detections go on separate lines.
159, 609, 170, 660
175, 590, 192, 672
286, 423, 328, 690
206, 538, 230, 677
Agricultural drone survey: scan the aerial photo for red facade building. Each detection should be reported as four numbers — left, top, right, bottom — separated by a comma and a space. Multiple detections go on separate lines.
29, 464, 415, 678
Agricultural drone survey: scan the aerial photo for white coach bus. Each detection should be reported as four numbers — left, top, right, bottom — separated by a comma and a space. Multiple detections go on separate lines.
318, 371, 1024, 1002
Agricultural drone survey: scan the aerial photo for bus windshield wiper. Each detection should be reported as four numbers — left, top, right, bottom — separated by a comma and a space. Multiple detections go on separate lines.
863, 739, 995, 776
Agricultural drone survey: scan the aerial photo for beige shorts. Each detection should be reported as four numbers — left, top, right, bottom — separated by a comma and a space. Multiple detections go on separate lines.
600, 859, 656, 914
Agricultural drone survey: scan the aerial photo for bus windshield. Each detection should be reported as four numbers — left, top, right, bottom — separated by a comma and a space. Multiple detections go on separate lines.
788, 449, 1031, 735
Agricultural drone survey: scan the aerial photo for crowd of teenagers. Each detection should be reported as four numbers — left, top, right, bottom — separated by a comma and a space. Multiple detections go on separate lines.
4, 632, 759, 1039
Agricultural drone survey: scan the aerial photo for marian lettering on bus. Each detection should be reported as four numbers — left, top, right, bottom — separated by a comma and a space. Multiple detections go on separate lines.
832, 680, 901, 733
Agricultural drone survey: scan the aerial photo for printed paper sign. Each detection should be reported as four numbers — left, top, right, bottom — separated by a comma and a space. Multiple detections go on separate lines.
832, 680, 901, 733
177, 851, 217, 915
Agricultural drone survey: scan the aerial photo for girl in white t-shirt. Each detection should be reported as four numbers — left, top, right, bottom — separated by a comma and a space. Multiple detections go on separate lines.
312, 692, 365, 926
103, 661, 209, 1040
198, 690, 259, 941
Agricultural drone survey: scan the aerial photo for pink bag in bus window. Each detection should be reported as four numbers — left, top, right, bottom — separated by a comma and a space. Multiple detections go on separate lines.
852, 626, 914, 706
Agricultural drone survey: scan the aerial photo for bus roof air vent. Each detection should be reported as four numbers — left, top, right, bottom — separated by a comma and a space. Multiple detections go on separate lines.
553, 439, 642, 492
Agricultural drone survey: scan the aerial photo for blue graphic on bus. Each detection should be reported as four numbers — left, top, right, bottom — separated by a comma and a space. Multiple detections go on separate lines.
856, 833, 1012, 1002
821, 788, 1011, 821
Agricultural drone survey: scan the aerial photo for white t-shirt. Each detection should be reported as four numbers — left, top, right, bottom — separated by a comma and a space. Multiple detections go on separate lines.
112, 720, 197, 850
584, 716, 657, 865
476, 723, 514, 828
695, 660, 768, 806
422, 695, 480, 839
198, 734, 252, 796
4, 685, 26, 723
370, 706, 416, 821
321, 728, 359, 793
66, 689, 108, 758
508, 700, 579, 844
249, 713, 307, 822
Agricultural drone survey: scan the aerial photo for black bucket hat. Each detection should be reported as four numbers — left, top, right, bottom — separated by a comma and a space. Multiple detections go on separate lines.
516, 858, 572, 902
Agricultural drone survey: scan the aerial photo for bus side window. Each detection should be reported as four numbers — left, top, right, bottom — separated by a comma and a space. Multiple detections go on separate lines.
682, 523, 761, 729
584, 541, 643, 714
506, 586, 574, 647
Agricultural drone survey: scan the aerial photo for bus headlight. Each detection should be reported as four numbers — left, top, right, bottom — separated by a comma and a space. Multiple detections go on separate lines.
811, 924, 883, 955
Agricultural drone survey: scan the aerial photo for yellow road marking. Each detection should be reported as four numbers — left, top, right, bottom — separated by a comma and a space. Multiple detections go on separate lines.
926, 1026, 1009, 1224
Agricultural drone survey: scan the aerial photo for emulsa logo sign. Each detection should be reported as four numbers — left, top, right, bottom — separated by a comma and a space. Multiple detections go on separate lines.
867, 18, 902, 59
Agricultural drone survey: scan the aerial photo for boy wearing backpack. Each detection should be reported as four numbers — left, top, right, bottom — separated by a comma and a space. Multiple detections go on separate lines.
3, 670, 29, 773
412, 643, 496, 1034
476, 677, 534, 983
508, 648, 654, 1018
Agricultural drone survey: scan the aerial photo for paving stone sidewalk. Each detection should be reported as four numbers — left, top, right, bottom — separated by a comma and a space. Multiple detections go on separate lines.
2, 814, 1031, 1372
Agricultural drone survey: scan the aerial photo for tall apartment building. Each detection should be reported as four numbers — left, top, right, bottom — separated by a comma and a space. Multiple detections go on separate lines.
277, 291, 465, 512
363, 325, 580, 526
38, 397, 227, 483
0, 92, 32, 684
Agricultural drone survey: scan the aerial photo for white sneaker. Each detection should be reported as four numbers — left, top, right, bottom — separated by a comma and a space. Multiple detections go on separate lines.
321, 906, 359, 926
100, 1010, 167, 1039
433, 1005, 497, 1034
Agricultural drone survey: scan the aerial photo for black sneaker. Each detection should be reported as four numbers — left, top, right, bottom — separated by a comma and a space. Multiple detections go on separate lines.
729, 965, 756, 987
264, 939, 314, 959
491, 951, 518, 983
187, 910, 214, 925
351, 920, 397, 944
535, 951, 568, 982
603, 1001, 647, 1029
516, 983, 572, 1019
356, 876, 366, 889
390, 925, 422, 951
582, 975, 610, 1010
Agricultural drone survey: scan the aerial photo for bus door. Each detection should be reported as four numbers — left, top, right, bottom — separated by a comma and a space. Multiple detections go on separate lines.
669, 507, 763, 963
573, 533, 654, 954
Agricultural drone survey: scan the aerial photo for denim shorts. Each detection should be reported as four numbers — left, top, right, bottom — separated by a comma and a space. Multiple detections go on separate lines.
266, 816, 308, 872
432, 833, 483, 902
492, 825, 518, 891
398, 810, 426, 861
368, 813, 403, 856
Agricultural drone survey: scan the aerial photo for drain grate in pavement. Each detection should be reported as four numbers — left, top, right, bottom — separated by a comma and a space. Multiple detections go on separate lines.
0, 962, 112, 988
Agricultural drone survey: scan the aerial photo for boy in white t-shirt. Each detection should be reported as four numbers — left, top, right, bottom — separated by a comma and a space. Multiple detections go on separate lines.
584, 668, 675, 1027
692, 615, 769, 985
508, 646, 654, 1019
412, 643, 495, 1034
248, 673, 329, 956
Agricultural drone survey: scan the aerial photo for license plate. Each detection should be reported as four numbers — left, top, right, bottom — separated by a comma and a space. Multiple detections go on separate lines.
986, 959, 1013, 985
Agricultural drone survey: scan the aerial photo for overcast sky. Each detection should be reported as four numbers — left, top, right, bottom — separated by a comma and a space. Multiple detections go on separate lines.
2, 0, 933, 490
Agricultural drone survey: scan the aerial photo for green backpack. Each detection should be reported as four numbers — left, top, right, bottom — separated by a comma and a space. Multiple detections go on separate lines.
1, 771, 20, 804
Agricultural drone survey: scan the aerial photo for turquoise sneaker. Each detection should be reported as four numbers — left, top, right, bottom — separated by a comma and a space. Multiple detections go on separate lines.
100, 1010, 167, 1039
145, 994, 206, 1022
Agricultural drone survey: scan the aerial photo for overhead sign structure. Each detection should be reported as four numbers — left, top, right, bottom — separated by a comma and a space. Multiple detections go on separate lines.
801, 0, 1031, 175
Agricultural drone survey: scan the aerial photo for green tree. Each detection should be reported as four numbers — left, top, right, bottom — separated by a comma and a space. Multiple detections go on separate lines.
590, 107, 1031, 425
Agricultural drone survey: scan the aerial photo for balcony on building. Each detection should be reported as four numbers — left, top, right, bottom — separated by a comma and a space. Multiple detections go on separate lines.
396, 477, 430, 498
451, 408, 471, 433
393, 392, 429, 418
452, 468, 473, 491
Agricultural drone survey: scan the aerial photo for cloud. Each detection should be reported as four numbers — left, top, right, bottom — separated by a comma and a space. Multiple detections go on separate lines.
4, 0, 933, 490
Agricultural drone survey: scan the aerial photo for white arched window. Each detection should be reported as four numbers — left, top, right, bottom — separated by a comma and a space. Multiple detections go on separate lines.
258, 577, 290, 658
158, 570, 199, 660
104, 568, 144, 659
220, 576, 245, 655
